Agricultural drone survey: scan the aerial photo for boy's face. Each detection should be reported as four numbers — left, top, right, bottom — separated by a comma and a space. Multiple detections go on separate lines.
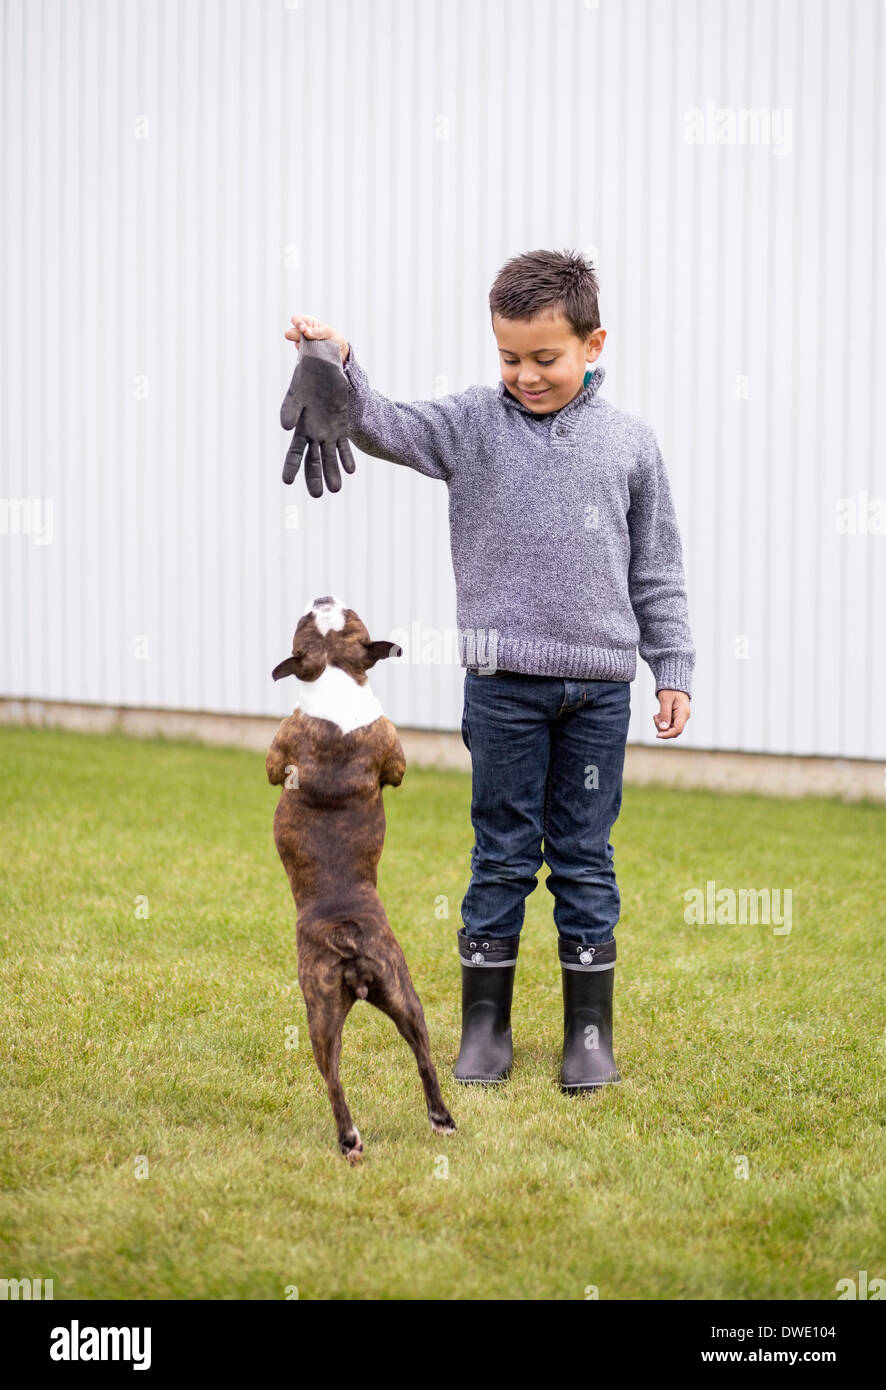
493, 310, 606, 413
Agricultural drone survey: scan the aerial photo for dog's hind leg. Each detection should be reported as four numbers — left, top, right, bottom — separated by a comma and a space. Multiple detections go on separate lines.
302, 984, 363, 1164
370, 969, 457, 1137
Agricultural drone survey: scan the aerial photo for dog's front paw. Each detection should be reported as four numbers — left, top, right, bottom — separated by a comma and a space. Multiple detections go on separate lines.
341, 1127, 363, 1164
429, 1109, 457, 1135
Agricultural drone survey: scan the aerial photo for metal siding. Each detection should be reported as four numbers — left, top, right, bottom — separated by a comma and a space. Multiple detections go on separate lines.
1, 0, 883, 756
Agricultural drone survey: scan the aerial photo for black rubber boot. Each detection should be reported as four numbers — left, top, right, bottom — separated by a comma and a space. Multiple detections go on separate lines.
453, 928, 520, 1083
559, 937, 621, 1092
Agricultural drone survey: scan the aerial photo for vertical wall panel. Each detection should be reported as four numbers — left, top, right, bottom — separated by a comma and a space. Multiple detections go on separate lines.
1, 0, 883, 757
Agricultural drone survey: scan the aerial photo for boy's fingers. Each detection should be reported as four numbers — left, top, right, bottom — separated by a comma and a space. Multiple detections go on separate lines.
654, 695, 690, 738
287, 314, 313, 344
286, 314, 335, 343
655, 697, 674, 729
654, 695, 674, 735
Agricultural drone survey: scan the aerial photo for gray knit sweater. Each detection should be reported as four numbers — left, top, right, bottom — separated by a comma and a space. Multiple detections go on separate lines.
307, 338, 695, 696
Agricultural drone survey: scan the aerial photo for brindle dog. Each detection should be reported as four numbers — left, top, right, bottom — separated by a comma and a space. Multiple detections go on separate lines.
266, 596, 456, 1163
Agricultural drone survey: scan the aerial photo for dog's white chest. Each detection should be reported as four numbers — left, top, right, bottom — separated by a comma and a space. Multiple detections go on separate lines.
294, 665, 384, 735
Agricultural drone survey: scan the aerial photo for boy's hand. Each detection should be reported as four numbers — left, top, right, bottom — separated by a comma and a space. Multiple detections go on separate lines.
280, 315, 354, 496
284, 315, 349, 364
653, 690, 690, 739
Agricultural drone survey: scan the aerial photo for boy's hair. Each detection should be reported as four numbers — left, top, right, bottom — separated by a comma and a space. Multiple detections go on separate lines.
488, 247, 600, 340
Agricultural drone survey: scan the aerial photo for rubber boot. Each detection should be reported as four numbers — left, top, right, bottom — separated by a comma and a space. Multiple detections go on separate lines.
453, 928, 520, 1083
559, 936, 621, 1091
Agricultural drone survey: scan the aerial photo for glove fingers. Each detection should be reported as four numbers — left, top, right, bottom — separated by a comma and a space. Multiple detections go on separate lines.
282, 435, 307, 485
304, 440, 324, 499
337, 439, 357, 475
281, 393, 304, 432
320, 440, 342, 494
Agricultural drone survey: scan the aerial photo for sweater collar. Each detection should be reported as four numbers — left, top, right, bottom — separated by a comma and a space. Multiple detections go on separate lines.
497, 366, 606, 420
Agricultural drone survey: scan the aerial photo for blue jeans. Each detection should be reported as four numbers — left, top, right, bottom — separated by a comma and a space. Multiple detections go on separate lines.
460, 670, 632, 948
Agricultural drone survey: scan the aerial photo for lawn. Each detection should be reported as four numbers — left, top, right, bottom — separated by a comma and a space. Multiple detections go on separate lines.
0, 725, 883, 1300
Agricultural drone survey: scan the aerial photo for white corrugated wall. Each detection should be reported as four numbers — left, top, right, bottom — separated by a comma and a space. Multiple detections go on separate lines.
2, 0, 884, 758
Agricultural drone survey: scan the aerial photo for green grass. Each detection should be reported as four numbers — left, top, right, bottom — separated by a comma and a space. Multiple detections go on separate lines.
0, 724, 884, 1300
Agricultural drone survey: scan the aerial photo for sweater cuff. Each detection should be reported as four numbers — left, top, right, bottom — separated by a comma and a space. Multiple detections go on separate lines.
298, 335, 345, 371
342, 340, 364, 384
341, 340, 371, 424
652, 657, 694, 699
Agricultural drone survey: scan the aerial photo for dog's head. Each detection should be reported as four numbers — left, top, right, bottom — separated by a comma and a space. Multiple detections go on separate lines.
271, 595, 403, 686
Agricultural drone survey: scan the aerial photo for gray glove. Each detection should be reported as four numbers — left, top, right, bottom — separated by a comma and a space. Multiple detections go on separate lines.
280, 336, 356, 497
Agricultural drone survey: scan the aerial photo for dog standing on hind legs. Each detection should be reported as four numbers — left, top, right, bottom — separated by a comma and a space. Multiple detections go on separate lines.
266, 595, 456, 1163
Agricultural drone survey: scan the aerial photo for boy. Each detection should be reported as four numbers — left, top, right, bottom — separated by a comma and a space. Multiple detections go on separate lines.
283, 248, 694, 1093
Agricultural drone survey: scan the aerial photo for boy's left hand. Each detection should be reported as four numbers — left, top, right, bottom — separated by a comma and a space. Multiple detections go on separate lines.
653, 690, 690, 739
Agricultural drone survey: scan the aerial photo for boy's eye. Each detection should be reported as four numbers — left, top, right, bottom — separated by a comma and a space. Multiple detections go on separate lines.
505, 358, 556, 366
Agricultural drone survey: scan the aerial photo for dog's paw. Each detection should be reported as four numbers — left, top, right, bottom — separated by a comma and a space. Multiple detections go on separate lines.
429, 1110, 457, 1135
341, 1128, 363, 1164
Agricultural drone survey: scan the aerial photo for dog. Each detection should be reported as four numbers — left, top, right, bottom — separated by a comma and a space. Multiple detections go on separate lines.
266, 595, 456, 1163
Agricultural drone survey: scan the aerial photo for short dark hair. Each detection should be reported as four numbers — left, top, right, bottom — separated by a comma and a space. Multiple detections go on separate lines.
488, 247, 601, 340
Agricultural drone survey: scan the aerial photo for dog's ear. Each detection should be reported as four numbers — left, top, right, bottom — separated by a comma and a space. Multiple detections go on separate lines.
272, 655, 301, 681
363, 640, 403, 669
272, 643, 327, 682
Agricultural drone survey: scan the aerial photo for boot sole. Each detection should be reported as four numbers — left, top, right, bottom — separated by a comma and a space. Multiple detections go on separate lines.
453, 1072, 511, 1085
560, 1077, 621, 1093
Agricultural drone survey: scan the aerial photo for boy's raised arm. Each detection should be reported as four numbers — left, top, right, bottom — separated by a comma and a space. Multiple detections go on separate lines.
340, 341, 474, 483
284, 316, 472, 484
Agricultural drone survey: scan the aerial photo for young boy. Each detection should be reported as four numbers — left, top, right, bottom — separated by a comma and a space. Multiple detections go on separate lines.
283, 248, 694, 1094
